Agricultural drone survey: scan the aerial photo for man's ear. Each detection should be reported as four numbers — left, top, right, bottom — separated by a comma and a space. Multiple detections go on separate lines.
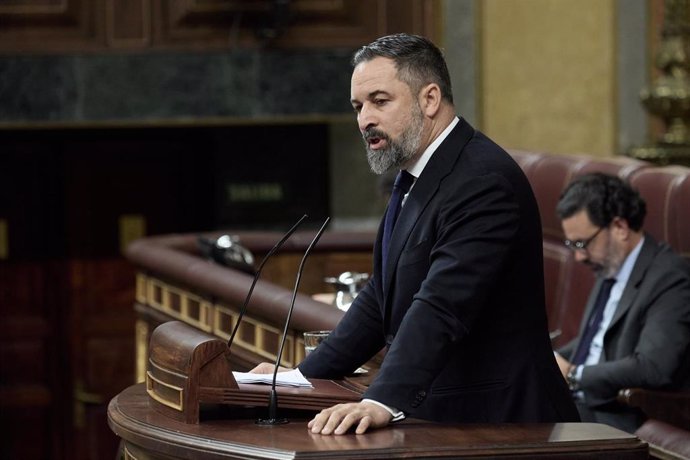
611, 216, 632, 239
419, 83, 442, 117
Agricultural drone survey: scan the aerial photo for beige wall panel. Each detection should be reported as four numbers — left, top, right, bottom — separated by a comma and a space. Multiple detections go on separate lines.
481, 0, 616, 156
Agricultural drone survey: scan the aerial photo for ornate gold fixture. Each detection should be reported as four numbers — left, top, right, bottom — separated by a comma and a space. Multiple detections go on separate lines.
628, 0, 690, 165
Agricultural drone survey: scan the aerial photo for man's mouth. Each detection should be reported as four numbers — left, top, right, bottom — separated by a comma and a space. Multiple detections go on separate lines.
368, 136, 383, 149
584, 260, 603, 273
364, 130, 388, 150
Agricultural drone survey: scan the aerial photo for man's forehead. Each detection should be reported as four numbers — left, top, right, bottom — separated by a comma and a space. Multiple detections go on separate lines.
351, 58, 404, 99
352, 58, 398, 84
563, 209, 596, 232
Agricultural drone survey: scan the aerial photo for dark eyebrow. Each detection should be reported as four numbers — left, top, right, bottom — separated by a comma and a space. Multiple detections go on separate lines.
368, 90, 390, 100
351, 90, 391, 105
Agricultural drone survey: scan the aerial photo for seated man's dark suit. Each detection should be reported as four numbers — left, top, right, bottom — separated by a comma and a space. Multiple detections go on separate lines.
558, 236, 690, 433
299, 118, 579, 423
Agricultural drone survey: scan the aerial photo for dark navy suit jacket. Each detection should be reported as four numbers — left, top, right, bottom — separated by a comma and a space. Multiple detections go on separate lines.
300, 118, 579, 423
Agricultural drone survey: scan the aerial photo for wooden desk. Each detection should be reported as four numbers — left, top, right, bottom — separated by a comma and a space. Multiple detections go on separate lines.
108, 384, 648, 459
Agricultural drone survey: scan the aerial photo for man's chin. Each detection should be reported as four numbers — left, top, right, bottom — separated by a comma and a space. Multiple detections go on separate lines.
366, 150, 394, 175
367, 162, 388, 176
590, 264, 616, 278
585, 261, 604, 274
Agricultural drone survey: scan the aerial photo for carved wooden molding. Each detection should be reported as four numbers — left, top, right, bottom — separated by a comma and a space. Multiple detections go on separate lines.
0, 0, 438, 52
156, 0, 382, 48
137, 273, 302, 368
106, 0, 151, 48
0, 0, 102, 51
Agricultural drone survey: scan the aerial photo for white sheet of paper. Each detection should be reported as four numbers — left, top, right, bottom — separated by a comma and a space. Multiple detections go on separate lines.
232, 368, 313, 388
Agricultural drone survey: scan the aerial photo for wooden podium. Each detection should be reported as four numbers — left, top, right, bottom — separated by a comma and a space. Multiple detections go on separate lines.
109, 320, 649, 459
109, 383, 648, 459
145, 320, 363, 423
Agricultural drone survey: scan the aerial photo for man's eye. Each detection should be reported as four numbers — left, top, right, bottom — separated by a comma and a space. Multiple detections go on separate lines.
374, 99, 387, 106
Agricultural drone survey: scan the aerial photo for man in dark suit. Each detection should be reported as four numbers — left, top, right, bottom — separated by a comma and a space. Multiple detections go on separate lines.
287, 33, 579, 435
554, 173, 690, 433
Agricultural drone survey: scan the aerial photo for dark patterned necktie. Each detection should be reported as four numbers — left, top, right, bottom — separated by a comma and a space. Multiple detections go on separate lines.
382, 170, 414, 280
571, 278, 616, 365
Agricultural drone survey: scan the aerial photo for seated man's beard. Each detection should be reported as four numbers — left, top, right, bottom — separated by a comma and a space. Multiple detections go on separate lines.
364, 113, 423, 175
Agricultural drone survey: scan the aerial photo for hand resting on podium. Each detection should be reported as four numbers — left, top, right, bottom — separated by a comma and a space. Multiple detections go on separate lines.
250, 363, 394, 435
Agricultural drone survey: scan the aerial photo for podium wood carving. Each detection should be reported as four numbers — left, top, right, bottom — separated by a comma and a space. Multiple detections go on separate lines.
146, 320, 363, 423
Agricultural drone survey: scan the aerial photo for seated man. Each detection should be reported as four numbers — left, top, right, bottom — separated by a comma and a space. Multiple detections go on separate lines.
554, 172, 690, 433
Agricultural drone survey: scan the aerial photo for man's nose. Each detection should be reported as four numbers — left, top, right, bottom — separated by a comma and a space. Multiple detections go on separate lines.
358, 106, 376, 132
574, 250, 588, 263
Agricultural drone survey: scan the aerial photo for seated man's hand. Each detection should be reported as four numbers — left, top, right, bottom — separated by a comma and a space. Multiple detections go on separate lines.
249, 362, 291, 374
554, 352, 571, 380
308, 401, 392, 435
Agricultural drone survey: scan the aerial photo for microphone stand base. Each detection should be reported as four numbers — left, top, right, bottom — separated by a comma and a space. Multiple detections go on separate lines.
255, 418, 289, 425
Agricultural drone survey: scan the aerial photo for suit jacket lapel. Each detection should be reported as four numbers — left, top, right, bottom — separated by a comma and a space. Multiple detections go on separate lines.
382, 118, 475, 303
607, 235, 657, 330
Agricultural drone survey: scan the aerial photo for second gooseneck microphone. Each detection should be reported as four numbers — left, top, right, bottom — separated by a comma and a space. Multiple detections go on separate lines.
226, 214, 308, 349
257, 216, 331, 425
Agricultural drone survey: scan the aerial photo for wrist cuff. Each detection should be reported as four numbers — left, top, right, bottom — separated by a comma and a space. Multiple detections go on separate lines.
362, 398, 405, 422
567, 365, 583, 391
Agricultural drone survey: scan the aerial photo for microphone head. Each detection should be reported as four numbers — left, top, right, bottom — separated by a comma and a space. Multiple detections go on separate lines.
197, 234, 256, 274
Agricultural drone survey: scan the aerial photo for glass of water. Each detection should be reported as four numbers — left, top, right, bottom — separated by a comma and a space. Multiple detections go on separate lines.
303, 330, 330, 356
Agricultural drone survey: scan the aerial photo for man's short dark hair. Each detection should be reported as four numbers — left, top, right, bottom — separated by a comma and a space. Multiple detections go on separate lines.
352, 33, 454, 104
556, 173, 646, 231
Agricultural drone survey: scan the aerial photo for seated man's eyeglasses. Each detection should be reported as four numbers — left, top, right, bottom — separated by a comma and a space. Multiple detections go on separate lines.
564, 226, 604, 251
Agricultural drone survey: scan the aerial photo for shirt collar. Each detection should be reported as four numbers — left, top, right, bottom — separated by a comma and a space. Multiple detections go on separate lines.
611, 236, 645, 287
406, 116, 459, 179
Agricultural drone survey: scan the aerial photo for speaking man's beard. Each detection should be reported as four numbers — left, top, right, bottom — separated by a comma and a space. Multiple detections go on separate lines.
364, 106, 424, 175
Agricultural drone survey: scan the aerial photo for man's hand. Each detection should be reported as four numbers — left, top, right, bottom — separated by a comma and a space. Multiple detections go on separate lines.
554, 352, 571, 380
249, 362, 291, 374
308, 401, 392, 435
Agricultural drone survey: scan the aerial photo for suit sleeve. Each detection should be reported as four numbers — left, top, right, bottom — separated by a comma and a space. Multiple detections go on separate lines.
298, 277, 386, 379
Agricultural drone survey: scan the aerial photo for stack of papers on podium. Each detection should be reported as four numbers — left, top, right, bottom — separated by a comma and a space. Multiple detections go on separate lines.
232, 368, 314, 388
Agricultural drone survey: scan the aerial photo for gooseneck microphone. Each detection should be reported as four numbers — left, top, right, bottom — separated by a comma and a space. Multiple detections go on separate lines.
257, 216, 331, 425
226, 214, 308, 349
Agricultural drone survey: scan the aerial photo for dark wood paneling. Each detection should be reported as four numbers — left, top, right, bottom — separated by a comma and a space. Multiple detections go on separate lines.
0, 0, 104, 52
0, 0, 438, 52
0, 123, 331, 458
66, 258, 136, 459
155, 0, 385, 48
0, 261, 67, 460
106, 0, 151, 48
